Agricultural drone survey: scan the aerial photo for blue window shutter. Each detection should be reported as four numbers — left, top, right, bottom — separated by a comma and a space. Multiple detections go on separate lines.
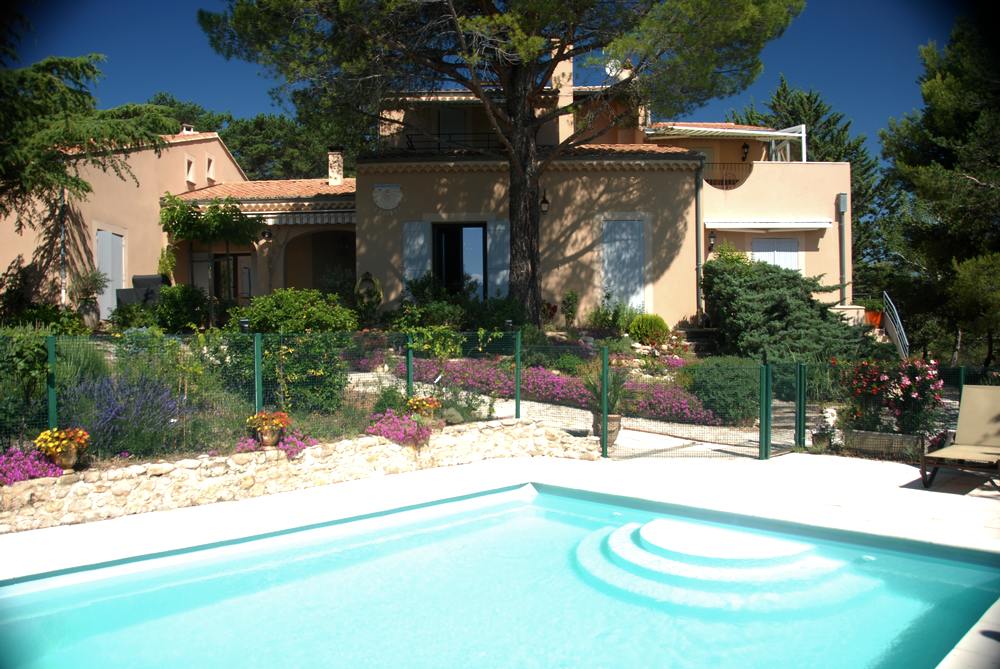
602, 220, 644, 311
402, 221, 432, 282
486, 219, 510, 298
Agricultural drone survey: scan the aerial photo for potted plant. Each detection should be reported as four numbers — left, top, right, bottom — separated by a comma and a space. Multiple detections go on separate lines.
859, 297, 884, 329
69, 269, 109, 328
34, 427, 90, 469
584, 363, 631, 447
246, 411, 291, 447
810, 407, 837, 451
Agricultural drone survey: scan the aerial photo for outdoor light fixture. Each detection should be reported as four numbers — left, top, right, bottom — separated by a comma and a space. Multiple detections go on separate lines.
741, 142, 750, 162
708, 230, 717, 251
260, 228, 273, 241
238, 318, 250, 333
540, 190, 550, 214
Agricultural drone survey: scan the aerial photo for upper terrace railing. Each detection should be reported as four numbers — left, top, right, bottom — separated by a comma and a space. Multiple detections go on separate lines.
703, 162, 753, 190
402, 132, 507, 152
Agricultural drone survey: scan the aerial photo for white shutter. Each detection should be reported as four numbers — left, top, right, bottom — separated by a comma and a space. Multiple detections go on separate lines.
602, 219, 644, 311
486, 219, 509, 298
752, 238, 799, 271
402, 221, 432, 282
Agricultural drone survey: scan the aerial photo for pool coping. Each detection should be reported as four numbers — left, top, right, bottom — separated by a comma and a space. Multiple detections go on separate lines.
1, 455, 998, 667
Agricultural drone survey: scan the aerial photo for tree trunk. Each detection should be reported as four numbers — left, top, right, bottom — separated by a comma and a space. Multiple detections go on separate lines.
983, 330, 995, 372
949, 327, 962, 367
505, 66, 543, 326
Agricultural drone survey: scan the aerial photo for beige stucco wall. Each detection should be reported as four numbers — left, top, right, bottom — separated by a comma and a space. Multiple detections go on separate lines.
0, 136, 245, 304
702, 161, 853, 302
356, 162, 700, 326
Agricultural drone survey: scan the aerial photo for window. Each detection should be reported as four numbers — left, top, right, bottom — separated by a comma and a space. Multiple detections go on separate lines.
206, 155, 215, 182
432, 223, 486, 300
185, 156, 195, 183
751, 238, 799, 271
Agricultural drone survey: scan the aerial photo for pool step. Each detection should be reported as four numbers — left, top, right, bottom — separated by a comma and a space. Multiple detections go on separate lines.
637, 518, 812, 566
608, 523, 844, 589
575, 522, 879, 614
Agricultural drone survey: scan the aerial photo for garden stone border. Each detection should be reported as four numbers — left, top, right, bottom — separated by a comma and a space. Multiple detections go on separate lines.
0, 420, 599, 534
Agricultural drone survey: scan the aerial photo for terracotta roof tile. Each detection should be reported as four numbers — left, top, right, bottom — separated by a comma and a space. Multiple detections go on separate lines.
162, 131, 224, 143
649, 121, 776, 131
177, 178, 357, 202
562, 144, 698, 157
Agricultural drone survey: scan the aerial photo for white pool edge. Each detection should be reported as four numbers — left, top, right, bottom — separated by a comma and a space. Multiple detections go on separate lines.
1, 456, 998, 668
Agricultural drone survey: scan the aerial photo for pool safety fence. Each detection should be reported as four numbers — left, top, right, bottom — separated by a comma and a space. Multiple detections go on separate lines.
0, 331, 977, 463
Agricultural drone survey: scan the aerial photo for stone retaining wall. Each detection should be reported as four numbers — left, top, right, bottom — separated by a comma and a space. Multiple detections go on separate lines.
0, 420, 598, 534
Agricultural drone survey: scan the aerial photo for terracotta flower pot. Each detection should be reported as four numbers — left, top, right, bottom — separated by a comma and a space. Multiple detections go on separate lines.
258, 428, 281, 448
592, 413, 623, 447
52, 445, 78, 469
864, 310, 883, 328
811, 432, 832, 451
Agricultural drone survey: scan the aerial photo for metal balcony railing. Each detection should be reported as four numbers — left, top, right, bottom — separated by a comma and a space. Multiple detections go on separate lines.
703, 162, 753, 190
402, 132, 506, 152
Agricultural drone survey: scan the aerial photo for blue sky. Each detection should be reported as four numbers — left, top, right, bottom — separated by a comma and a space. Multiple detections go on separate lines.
17, 0, 958, 158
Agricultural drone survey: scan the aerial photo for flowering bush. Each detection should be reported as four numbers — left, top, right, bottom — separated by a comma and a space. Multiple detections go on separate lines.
34, 427, 90, 459
838, 358, 944, 435
0, 447, 63, 485
246, 411, 291, 432
60, 374, 188, 458
813, 407, 838, 437
234, 429, 318, 458
623, 381, 720, 425
367, 409, 432, 447
278, 429, 319, 459
406, 396, 442, 417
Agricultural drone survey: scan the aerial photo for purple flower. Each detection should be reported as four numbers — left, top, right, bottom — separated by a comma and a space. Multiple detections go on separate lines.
0, 447, 63, 486
235, 436, 259, 453
367, 409, 432, 447
276, 429, 318, 459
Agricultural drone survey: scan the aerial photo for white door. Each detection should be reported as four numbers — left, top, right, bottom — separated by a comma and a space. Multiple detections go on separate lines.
96, 230, 123, 319
751, 238, 799, 271
602, 219, 644, 310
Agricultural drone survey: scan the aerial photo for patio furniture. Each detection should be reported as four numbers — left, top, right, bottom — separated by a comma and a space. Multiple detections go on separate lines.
921, 385, 1000, 488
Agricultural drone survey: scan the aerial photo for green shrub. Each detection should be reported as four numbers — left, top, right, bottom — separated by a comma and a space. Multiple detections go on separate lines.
551, 353, 586, 375
628, 314, 670, 347
227, 288, 357, 333
585, 292, 640, 336
702, 257, 866, 360
156, 285, 208, 333
689, 357, 759, 426
0, 326, 49, 442
560, 291, 579, 328
390, 301, 465, 329
463, 297, 526, 330
372, 386, 408, 415
109, 303, 157, 331
6, 303, 88, 335
56, 339, 109, 390
596, 336, 634, 355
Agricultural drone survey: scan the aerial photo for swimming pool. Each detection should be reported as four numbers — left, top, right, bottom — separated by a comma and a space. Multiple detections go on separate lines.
1, 484, 998, 668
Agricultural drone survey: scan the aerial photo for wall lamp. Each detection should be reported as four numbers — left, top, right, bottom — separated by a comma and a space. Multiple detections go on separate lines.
540, 190, 550, 214
260, 228, 273, 241
708, 230, 717, 252
741, 142, 750, 162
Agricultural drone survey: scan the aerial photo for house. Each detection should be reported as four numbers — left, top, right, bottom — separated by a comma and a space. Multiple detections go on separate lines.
169, 56, 861, 328
0, 127, 247, 318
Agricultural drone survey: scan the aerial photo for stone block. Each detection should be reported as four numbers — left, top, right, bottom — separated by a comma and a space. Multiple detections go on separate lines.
147, 463, 174, 476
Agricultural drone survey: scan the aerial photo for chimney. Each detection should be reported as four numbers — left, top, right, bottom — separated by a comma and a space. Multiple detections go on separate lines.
180, 124, 196, 134
327, 147, 344, 186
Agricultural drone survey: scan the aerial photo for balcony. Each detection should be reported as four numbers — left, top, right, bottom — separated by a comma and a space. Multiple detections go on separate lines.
403, 132, 506, 153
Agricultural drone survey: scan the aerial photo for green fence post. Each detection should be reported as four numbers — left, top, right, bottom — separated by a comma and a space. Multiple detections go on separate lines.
514, 330, 522, 419
406, 334, 414, 397
253, 333, 263, 412
46, 335, 57, 429
794, 362, 807, 448
600, 346, 609, 459
758, 364, 771, 460
958, 366, 966, 395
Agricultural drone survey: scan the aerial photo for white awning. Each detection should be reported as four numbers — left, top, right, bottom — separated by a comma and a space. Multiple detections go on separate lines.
706, 220, 831, 232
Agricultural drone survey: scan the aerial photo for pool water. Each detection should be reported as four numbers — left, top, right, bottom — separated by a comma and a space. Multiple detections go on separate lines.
1, 485, 998, 668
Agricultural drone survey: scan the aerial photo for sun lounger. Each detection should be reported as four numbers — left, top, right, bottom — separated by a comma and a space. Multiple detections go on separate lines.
921, 385, 1000, 488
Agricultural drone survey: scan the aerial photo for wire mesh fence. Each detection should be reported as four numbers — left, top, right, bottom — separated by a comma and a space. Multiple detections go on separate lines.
2, 328, 989, 465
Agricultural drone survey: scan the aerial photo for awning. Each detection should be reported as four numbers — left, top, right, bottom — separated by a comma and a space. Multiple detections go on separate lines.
705, 220, 831, 232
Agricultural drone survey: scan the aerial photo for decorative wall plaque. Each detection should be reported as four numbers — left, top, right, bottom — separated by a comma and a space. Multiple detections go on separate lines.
373, 184, 403, 210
